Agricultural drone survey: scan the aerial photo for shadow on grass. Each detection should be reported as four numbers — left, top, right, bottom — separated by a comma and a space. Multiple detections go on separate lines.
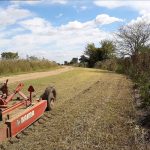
86, 68, 117, 75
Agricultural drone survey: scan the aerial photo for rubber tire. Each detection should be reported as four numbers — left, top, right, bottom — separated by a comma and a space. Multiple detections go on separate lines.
41, 86, 56, 111
47, 92, 55, 111
46, 87, 56, 111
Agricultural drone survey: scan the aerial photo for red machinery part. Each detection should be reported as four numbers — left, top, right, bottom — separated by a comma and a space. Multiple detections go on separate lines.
0, 100, 47, 142
6, 100, 47, 137
0, 81, 48, 143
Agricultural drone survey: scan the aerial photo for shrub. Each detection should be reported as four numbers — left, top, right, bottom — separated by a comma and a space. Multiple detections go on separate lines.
95, 59, 117, 71
117, 52, 150, 106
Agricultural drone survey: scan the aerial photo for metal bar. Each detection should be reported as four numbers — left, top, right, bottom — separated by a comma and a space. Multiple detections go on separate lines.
2, 101, 25, 115
5, 93, 16, 104
5, 83, 24, 104
0, 105, 7, 108
0, 98, 6, 105
29, 92, 32, 104
18, 91, 28, 100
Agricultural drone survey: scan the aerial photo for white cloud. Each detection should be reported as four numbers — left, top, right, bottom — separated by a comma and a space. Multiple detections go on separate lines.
95, 14, 123, 25
0, 12, 121, 63
19, 17, 57, 34
19, 13, 122, 33
129, 13, 150, 25
50, 0, 68, 4
93, 1, 150, 27
94, 0, 150, 14
60, 14, 123, 30
94, 1, 125, 9
60, 20, 94, 30
6, 27, 111, 63
0, 27, 26, 39
0, 5, 32, 27
11, 0, 68, 6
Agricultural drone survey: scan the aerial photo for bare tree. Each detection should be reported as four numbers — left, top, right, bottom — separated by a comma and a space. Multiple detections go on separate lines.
116, 21, 150, 63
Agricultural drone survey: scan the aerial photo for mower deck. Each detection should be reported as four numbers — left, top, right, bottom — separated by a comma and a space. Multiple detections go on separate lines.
0, 99, 47, 142
0, 81, 48, 142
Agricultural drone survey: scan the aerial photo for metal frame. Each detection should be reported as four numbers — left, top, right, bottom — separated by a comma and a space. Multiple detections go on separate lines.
0, 80, 47, 142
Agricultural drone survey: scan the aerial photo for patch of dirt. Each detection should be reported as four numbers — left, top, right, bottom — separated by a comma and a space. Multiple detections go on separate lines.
0, 70, 141, 150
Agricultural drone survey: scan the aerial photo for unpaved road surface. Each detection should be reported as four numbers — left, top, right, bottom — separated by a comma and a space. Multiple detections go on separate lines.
0, 66, 73, 84
0, 68, 145, 150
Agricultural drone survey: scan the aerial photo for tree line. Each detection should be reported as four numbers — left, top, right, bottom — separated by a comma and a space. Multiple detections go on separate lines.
1, 52, 19, 60
64, 40, 116, 67
0, 52, 42, 61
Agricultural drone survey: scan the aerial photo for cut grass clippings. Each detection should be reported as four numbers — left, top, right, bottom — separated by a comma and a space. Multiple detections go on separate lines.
1, 68, 142, 150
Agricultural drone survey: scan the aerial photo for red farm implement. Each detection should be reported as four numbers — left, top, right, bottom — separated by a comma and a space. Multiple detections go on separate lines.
0, 80, 56, 142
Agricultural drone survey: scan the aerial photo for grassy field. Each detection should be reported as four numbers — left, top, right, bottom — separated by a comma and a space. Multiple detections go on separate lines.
1, 68, 144, 150
0, 59, 59, 76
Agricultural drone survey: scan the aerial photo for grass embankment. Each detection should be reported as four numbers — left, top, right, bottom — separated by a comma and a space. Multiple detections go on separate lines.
0, 59, 59, 76
2, 68, 141, 150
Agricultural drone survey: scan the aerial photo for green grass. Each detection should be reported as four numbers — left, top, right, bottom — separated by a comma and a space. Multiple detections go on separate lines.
9, 68, 102, 98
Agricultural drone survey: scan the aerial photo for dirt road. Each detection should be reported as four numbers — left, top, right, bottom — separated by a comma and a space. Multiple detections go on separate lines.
0, 66, 73, 84
0, 68, 144, 150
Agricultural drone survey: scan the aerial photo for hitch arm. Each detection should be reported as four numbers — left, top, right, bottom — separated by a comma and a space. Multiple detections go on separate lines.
5, 83, 24, 104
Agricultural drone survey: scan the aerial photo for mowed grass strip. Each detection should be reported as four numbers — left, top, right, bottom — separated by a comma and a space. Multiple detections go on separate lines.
4, 68, 138, 150
9, 68, 103, 102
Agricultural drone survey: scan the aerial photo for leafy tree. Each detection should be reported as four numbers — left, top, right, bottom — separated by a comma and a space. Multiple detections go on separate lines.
100, 40, 116, 59
1, 52, 19, 59
79, 55, 89, 67
70, 58, 78, 64
84, 43, 99, 67
79, 55, 88, 63
64, 61, 68, 65
84, 40, 116, 67
84, 43, 96, 58
116, 21, 150, 64
27, 55, 39, 60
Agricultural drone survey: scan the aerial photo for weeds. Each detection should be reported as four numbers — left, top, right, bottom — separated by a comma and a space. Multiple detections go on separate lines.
0, 59, 58, 76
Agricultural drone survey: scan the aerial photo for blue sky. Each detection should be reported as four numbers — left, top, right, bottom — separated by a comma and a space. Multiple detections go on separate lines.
0, 0, 150, 63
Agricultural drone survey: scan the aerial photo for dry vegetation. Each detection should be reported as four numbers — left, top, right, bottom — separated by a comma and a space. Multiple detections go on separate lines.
0, 68, 146, 150
0, 59, 58, 76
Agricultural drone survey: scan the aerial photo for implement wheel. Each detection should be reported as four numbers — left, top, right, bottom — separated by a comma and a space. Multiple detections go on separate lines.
41, 86, 56, 111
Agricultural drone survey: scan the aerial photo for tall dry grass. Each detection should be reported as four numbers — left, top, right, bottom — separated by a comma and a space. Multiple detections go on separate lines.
0, 59, 58, 76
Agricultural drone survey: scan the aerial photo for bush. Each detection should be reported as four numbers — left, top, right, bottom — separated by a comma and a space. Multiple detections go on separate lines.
117, 52, 150, 106
95, 51, 150, 107
95, 59, 117, 71
78, 62, 88, 68
136, 72, 150, 106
